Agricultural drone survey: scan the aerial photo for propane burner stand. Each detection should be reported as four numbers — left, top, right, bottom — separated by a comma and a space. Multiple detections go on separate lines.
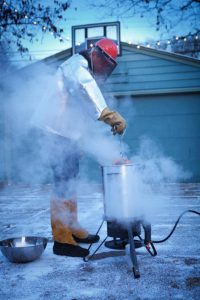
106, 220, 157, 278
83, 164, 157, 278
84, 219, 157, 278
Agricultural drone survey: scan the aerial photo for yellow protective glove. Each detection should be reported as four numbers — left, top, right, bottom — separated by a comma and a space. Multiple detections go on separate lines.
99, 107, 126, 135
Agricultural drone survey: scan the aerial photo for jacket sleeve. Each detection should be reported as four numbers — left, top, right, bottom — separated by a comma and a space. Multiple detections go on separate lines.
60, 55, 107, 120
75, 62, 107, 119
56, 67, 69, 101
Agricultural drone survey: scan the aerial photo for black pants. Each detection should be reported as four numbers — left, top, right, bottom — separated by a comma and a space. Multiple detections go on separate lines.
46, 133, 80, 198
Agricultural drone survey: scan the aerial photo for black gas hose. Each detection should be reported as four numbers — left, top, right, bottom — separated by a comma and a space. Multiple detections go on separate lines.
152, 209, 200, 244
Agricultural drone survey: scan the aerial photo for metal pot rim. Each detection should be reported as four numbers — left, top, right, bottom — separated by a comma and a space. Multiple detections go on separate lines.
101, 163, 134, 167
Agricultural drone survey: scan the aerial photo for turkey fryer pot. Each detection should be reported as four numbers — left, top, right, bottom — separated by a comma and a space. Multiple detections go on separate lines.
102, 163, 137, 221
91, 163, 158, 278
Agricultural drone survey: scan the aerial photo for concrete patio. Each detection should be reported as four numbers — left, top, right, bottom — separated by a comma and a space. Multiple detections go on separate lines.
0, 182, 200, 300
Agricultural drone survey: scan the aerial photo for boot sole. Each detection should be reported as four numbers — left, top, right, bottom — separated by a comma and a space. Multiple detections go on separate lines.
73, 234, 100, 244
53, 243, 89, 257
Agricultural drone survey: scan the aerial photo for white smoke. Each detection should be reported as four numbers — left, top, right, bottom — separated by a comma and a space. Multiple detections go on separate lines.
0, 61, 58, 184
132, 137, 191, 184
0, 59, 129, 185
0, 58, 191, 226
103, 137, 191, 223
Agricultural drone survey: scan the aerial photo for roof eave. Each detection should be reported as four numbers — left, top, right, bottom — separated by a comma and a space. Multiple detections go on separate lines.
105, 87, 200, 97
121, 42, 200, 68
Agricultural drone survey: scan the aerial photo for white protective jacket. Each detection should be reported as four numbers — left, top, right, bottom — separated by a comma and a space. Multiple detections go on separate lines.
32, 54, 107, 140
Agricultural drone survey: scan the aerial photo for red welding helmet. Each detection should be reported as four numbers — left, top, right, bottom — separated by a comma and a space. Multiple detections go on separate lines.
91, 38, 118, 83
95, 38, 118, 60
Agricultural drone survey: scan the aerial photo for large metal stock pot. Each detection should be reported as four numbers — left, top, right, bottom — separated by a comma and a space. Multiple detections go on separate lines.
102, 164, 138, 221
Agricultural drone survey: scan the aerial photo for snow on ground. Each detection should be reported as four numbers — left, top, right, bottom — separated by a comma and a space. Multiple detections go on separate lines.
0, 183, 200, 300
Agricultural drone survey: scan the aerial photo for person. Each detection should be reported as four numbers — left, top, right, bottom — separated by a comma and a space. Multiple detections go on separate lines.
33, 38, 126, 257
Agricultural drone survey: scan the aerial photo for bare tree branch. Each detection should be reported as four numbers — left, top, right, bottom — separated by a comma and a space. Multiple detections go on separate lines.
0, 0, 71, 54
90, 0, 200, 38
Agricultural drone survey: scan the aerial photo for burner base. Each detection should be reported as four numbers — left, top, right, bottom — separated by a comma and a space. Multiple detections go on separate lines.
104, 238, 143, 250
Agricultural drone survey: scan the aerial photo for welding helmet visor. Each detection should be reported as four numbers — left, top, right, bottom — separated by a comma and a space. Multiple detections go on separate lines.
91, 45, 117, 84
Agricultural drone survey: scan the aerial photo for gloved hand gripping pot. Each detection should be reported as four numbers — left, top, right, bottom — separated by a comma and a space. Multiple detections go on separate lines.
99, 107, 126, 135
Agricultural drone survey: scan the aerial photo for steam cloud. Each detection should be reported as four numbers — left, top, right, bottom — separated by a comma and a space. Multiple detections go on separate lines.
0, 57, 191, 223
104, 137, 191, 223
0, 58, 128, 183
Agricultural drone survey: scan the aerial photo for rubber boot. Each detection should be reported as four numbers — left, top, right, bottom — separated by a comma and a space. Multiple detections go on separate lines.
51, 199, 89, 257
67, 200, 99, 244
67, 200, 100, 244
63, 200, 89, 239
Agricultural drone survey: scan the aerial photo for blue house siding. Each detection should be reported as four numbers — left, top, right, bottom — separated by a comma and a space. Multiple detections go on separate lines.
103, 44, 200, 95
101, 44, 200, 182
0, 98, 7, 182
116, 93, 200, 181
0, 134, 5, 181
1, 43, 200, 183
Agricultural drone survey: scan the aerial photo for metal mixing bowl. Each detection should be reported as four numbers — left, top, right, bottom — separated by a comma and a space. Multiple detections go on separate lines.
0, 236, 48, 263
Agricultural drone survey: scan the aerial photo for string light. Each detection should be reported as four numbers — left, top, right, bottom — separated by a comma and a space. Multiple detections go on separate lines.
24, 15, 28, 19
123, 33, 199, 50
54, 33, 199, 50
33, 21, 37, 25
